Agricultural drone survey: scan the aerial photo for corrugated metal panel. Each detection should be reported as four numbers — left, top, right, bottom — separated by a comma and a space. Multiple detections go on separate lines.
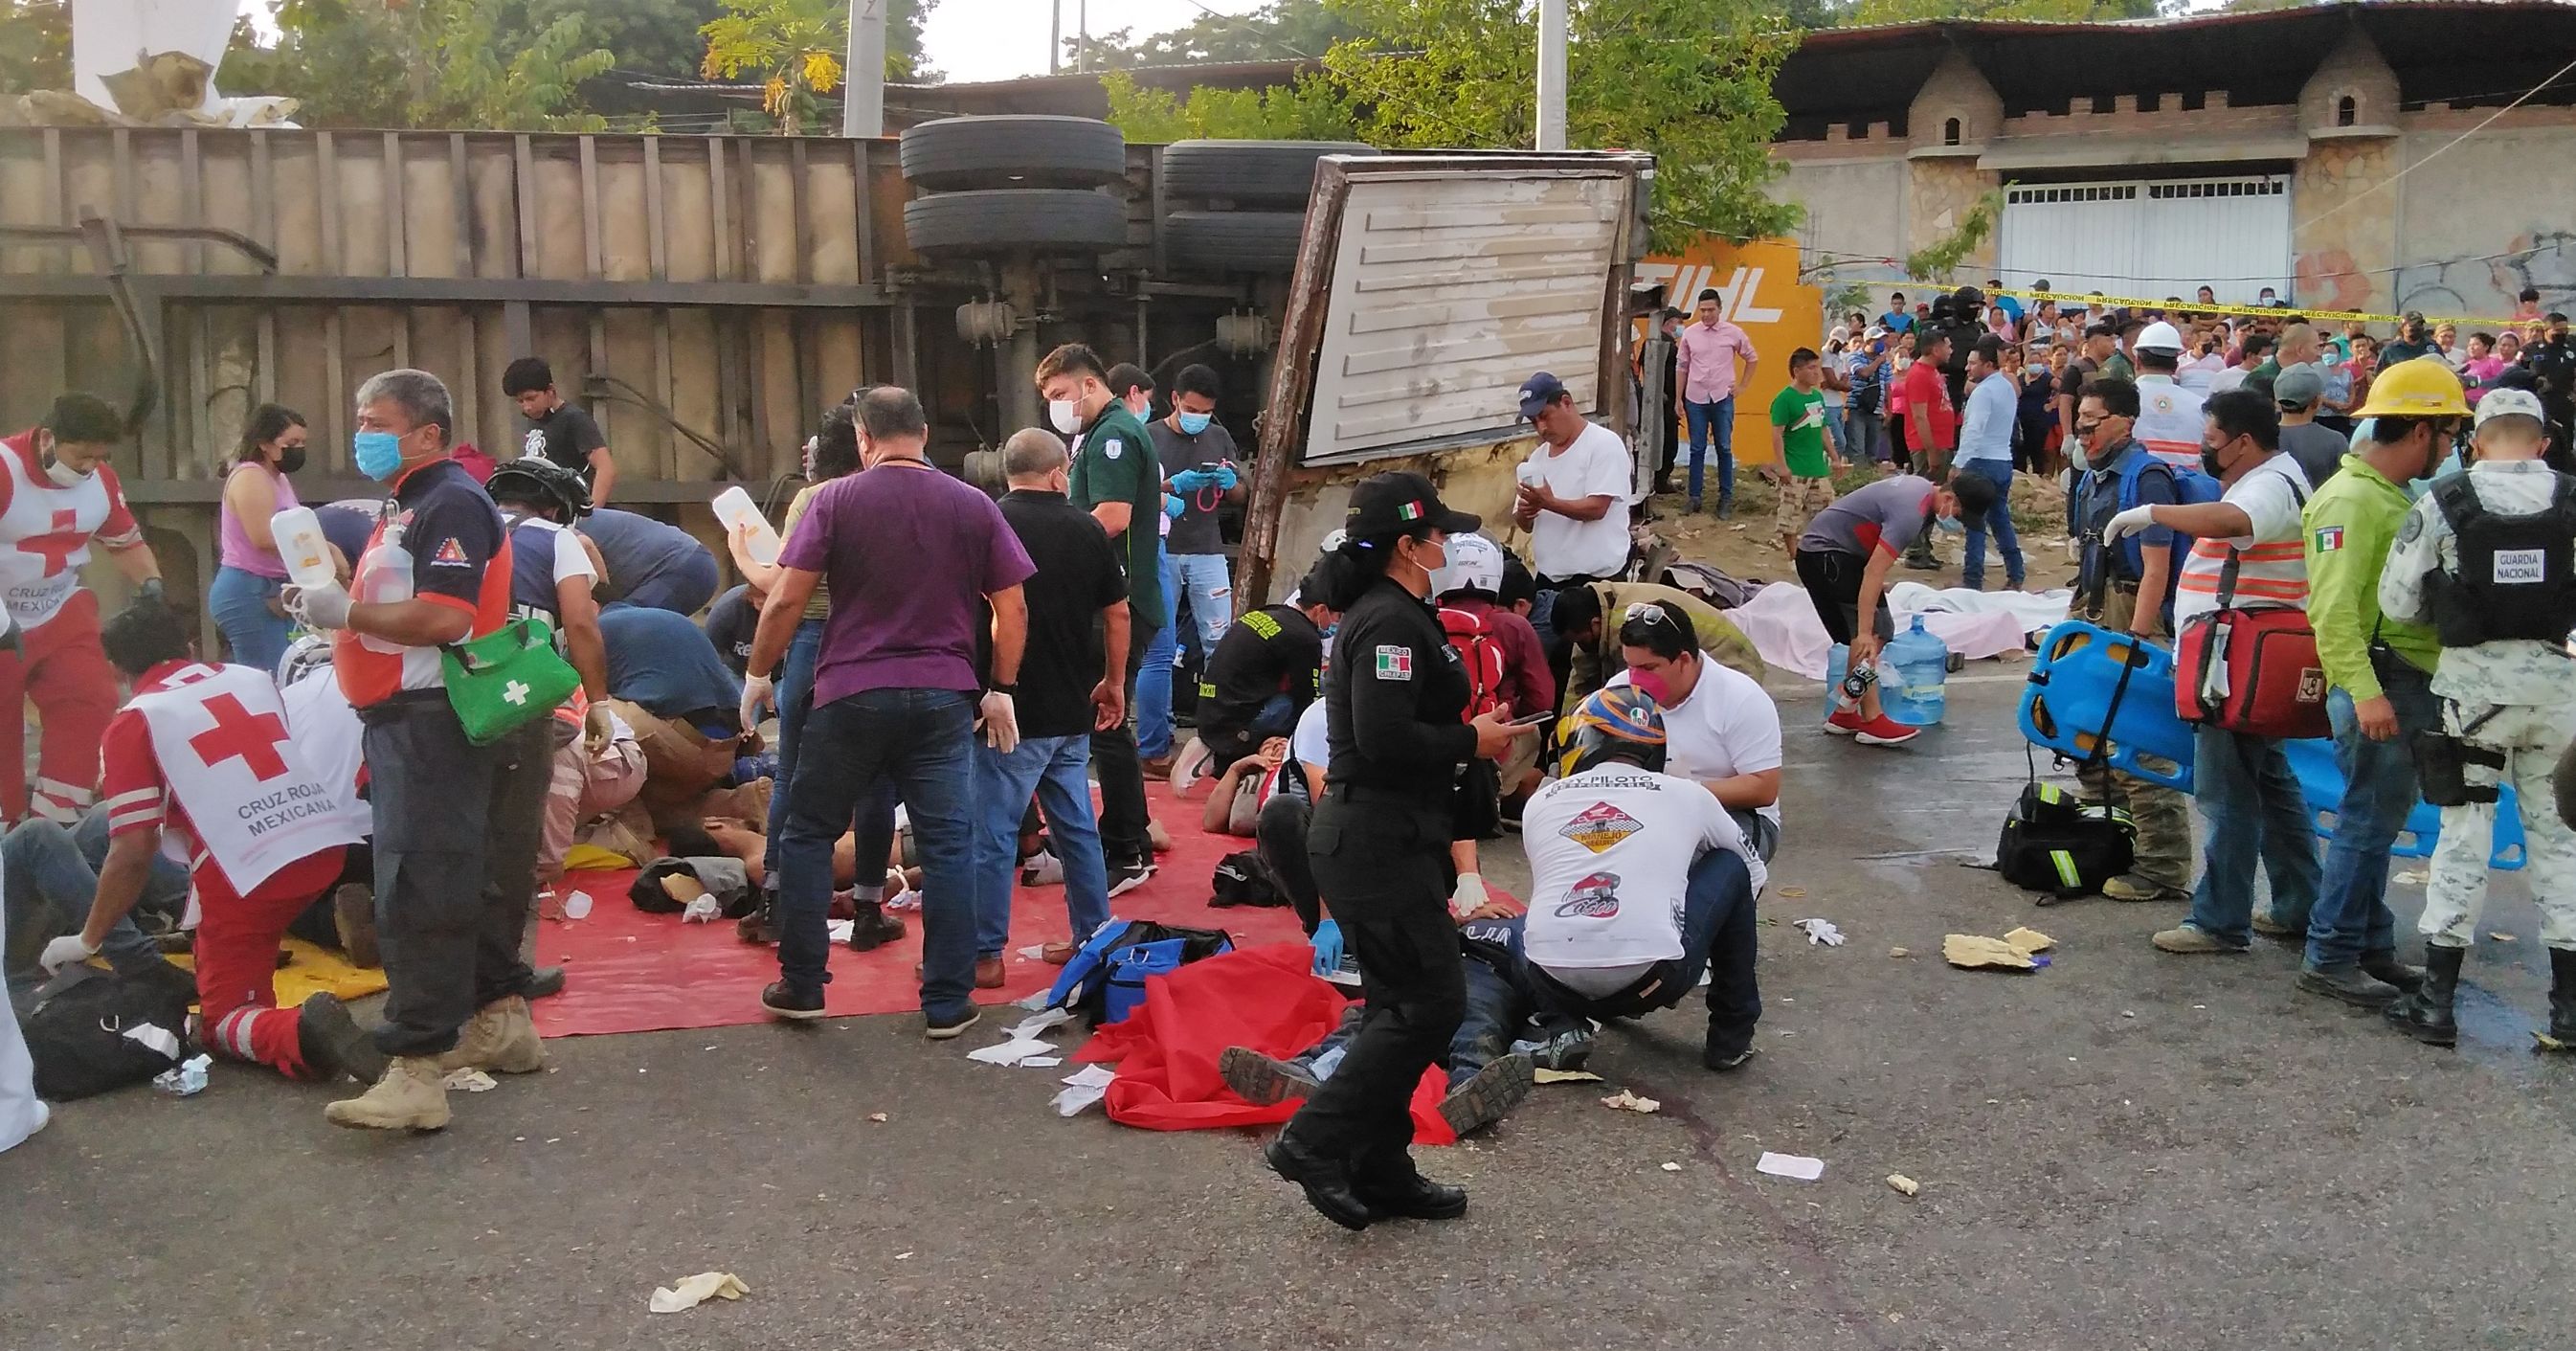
1997, 174, 2289, 301
1303, 170, 1629, 464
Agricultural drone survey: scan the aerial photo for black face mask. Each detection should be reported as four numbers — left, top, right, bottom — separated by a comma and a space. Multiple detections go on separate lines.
2200, 444, 2229, 479
277, 444, 308, 475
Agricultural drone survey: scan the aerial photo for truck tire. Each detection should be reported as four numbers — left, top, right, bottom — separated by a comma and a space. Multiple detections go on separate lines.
1159, 140, 1379, 206
899, 116, 1127, 191
1163, 211, 1308, 275
903, 189, 1129, 256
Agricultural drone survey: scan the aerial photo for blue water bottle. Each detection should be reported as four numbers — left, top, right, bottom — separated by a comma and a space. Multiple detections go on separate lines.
1880, 617, 1951, 727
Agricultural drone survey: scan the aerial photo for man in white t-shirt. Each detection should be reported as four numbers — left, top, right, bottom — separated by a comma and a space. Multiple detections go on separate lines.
1512, 686, 1766, 1071
2102, 388, 2318, 957
1602, 599, 1784, 860
1511, 371, 1633, 602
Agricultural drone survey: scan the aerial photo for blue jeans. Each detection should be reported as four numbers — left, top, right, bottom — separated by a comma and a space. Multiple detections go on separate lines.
775, 688, 976, 1017
625, 551, 721, 616
762, 619, 899, 893
2184, 724, 2321, 947
1955, 460, 2024, 589
1846, 405, 1887, 464
1512, 849, 1761, 1060
1297, 950, 1525, 1092
1137, 556, 1181, 759
208, 565, 292, 676
3, 809, 190, 996
2306, 659, 2440, 970
969, 733, 1111, 959
1169, 552, 1233, 653
1684, 396, 1736, 505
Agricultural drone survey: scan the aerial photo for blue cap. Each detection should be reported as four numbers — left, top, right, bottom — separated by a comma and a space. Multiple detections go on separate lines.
1517, 371, 1569, 420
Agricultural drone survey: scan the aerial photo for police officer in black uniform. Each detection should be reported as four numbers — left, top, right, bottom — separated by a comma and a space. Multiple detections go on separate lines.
1265, 471, 1540, 1230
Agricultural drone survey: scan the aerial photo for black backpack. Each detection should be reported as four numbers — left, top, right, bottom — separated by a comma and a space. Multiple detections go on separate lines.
20, 965, 195, 1100
1994, 778, 2136, 904
1207, 850, 1287, 909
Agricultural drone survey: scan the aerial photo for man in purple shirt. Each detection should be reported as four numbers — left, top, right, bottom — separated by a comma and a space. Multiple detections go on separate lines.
1674, 288, 1761, 518
739, 388, 1035, 1037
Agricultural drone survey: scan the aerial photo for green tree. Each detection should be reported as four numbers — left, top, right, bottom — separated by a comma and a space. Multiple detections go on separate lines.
1842, 0, 2162, 21
0, 0, 69, 96
888, 0, 939, 82
1102, 68, 1358, 141
701, 0, 843, 133
421, 2, 615, 131
1322, 0, 1802, 248
220, 0, 611, 130
1077, 0, 1362, 69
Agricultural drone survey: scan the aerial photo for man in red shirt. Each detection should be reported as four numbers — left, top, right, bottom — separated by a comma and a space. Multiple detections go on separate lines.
0, 393, 166, 826
1899, 330, 1960, 571
35, 601, 381, 1085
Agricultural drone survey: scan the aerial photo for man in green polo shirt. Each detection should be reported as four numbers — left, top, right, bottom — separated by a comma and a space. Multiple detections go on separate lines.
1037, 343, 1165, 894
2296, 357, 2466, 1008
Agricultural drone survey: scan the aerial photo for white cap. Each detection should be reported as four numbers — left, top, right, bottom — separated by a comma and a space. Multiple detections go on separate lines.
2135, 321, 2184, 353
2475, 388, 2547, 428
1432, 531, 1505, 597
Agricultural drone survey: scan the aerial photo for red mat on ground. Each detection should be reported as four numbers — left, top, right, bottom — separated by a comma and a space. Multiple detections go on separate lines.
1074, 942, 1457, 1145
530, 781, 1310, 1038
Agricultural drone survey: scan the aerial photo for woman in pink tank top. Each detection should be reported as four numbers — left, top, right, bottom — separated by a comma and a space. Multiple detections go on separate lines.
209, 403, 307, 676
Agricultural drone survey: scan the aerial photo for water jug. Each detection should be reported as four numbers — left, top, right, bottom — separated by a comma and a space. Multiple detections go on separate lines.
351, 527, 414, 654
269, 507, 336, 590
1880, 616, 1951, 727
712, 485, 781, 566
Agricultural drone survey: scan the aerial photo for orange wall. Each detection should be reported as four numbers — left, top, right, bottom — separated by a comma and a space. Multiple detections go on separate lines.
1636, 238, 1825, 468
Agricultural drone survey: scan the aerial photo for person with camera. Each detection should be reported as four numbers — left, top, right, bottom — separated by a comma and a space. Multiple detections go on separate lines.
2375, 388, 2576, 1048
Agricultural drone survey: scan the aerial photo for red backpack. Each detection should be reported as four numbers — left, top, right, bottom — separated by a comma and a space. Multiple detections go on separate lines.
1438, 606, 1509, 720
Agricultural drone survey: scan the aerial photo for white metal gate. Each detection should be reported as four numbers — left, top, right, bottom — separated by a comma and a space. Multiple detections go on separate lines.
1998, 174, 2291, 305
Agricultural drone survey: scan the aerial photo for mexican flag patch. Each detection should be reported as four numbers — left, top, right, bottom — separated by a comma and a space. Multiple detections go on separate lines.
2314, 526, 2345, 552
1374, 644, 1413, 681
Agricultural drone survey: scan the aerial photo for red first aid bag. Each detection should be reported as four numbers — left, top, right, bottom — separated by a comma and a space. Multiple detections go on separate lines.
2174, 548, 2330, 740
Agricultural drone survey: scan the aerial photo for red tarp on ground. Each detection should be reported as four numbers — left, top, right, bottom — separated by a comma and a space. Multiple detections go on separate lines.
529, 782, 1310, 1038
1072, 942, 1458, 1146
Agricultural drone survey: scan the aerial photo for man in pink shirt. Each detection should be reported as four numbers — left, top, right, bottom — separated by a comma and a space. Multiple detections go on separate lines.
1674, 288, 1760, 519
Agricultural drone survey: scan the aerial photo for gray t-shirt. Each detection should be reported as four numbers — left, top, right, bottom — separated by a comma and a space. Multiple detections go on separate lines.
2277, 420, 2347, 490
1799, 474, 1936, 557
1148, 417, 1240, 555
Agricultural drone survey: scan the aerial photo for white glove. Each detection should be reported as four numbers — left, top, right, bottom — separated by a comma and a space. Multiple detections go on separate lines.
283, 580, 354, 630
977, 689, 1020, 754
1449, 871, 1490, 919
739, 671, 775, 734
2101, 505, 2159, 546
38, 933, 99, 973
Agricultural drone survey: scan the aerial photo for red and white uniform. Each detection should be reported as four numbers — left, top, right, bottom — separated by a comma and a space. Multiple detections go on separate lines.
0, 429, 146, 824
102, 661, 368, 1078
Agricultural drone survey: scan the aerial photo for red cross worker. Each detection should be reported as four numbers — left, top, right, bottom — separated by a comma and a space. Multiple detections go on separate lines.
0, 394, 167, 825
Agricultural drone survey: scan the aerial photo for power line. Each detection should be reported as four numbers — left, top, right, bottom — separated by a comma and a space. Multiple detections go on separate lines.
2295, 52, 2576, 236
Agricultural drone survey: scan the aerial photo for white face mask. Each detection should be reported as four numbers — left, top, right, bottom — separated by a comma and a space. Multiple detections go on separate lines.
1048, 399, 1082, 435
40, 440, 92, 487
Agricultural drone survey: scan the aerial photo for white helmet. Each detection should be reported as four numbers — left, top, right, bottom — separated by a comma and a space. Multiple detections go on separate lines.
2135, 321, 2184, 353
1431, 531, 1505, 598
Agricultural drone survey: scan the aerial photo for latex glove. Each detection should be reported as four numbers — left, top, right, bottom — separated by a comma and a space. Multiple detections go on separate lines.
2101, 504, 2158, 546
977, 689, 1020, 754
739, 671, 775, 734
1169, 468, 1217, 493
1212, 462, 1240, 490
136, 577, 166, 605
1450, 871, 1490, 920
1163, 493, 1186, 520
1310, 917, 1344, 976
282, 581, 353, 631
38, 932, 98, 973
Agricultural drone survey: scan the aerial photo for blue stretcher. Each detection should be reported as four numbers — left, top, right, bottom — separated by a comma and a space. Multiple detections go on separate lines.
2018, 620, 2525, 869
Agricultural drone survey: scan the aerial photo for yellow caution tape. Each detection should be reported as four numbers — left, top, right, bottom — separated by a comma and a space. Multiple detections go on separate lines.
1983, 287, 2529, 330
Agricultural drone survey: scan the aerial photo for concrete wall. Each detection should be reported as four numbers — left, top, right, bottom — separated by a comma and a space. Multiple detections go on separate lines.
1773, 146, 1909, 284
2385, 117, 2576, 322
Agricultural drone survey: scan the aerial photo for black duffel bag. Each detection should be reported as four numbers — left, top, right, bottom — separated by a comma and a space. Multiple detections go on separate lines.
1994, 778, 2135, 905
21, 965, 194, 1100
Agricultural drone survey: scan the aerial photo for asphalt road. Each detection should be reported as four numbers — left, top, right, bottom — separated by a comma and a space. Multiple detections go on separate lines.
13, 674, 2576, 1351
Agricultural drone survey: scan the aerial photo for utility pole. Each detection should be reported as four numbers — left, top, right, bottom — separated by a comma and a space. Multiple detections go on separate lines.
1050, 0, 1061, 76
1077, 0, 1089, 74
843, 0, 885, 136
1535, 0, 1568, 151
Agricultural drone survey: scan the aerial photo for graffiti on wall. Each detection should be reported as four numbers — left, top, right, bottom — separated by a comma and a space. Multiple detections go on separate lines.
2394, 231, 2576, 322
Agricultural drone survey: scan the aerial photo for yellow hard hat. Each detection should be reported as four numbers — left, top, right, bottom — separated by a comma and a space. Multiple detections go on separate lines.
2352, 356, 2470, 418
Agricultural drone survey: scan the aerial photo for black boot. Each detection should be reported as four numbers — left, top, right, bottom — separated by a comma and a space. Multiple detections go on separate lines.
2360, 948, 2426, 995
846, 903, 907, 952
1352, 1145, 1468, 1222
1264, 1135, 1374, 1231
2384, 944, 2462, 1047
2538, 947, 2576, 1053
297, 992, 390, 1084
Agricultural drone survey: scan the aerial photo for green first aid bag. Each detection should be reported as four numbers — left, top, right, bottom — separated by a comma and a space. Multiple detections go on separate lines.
440, 616, 580, 745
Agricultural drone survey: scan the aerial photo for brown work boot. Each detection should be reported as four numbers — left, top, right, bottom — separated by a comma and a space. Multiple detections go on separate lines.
324, 1056, 452, 1132
437, 996, 546, 1074
332, 883, 380, 968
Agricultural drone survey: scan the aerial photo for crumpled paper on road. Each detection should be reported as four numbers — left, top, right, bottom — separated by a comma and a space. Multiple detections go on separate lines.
1943, 926, 2053, 971
648, 1271, 749, 1314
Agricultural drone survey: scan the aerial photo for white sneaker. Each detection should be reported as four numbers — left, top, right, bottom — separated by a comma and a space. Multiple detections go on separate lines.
884, 889, 924, 912
1019, 850, 1065, 887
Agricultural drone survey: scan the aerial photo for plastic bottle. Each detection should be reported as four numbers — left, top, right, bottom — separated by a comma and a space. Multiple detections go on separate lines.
1823, 642, 1850, 721
350, 529, 414, 653
1881, 616, 1952, 727
269, 506, 338, 590
711, 485, 781, 567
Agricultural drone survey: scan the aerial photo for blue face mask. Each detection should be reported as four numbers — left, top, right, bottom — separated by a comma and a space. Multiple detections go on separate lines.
353, 430, 405, 482
1176, 412, 1213, 436
1934, 513, 1966, 536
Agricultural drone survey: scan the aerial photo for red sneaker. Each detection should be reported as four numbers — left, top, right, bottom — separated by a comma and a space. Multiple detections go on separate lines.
1854, 714, 1919, 746
1824, 708, 1866, 736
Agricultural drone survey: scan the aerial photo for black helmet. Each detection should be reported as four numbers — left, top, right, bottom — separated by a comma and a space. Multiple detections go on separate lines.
486, 456, 593, 521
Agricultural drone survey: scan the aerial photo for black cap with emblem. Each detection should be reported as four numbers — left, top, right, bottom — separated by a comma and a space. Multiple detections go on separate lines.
1343, 470, 1481, 544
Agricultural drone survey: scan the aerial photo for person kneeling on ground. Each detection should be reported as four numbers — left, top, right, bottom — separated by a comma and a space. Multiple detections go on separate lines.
1605, 600, 1784, 861
35, 602, 382, 1085
1204, 737, 1291, 838
1176, 589, 1334, 791
1792, 469, 1988, 745
1512, 685, 1767, 1071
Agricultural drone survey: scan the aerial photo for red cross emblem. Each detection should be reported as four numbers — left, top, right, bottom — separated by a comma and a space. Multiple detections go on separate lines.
188, 693, 292, 781
17, 508, 86, 577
